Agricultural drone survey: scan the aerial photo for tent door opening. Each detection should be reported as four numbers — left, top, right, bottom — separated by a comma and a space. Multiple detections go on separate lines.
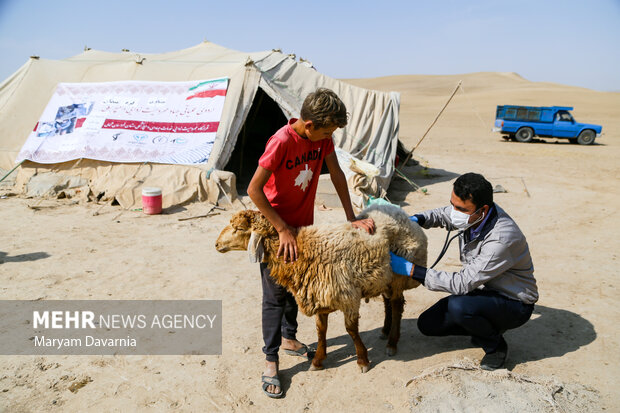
225, 88, 287, 193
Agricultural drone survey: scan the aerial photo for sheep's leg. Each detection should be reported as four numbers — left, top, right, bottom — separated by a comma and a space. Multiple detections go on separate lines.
380, 295, 392, 339
344, 311, 370, 373
386, 294, 405, 356
310, 313, 328, 371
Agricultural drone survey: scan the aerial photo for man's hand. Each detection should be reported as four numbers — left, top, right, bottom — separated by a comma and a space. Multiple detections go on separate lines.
352, 218, 375, 234
277, 225, 298, 263
389, 252, 414, 276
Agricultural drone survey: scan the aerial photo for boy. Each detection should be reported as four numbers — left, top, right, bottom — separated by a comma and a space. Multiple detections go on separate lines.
247, 88, 375, 398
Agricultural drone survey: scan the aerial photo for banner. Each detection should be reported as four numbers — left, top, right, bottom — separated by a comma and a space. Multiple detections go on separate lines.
16, 78, 229, 165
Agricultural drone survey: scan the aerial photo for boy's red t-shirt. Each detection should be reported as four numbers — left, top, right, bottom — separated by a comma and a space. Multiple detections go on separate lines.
258, 119, 335, 228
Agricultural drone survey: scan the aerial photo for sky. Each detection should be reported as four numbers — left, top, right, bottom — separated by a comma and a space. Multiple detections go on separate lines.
0, 0, 619, 91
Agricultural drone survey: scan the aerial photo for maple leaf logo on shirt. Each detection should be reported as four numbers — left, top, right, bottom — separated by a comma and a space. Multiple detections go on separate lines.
294, 164, 313, 191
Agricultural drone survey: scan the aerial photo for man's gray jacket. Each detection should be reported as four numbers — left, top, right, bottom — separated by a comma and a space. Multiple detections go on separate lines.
412, 204, 538, 304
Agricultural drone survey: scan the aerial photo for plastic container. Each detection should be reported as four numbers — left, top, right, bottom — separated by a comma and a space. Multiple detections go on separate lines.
141, 187, 162, 215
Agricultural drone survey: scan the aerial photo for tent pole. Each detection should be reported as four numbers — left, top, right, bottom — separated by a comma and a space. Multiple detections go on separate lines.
400, 80, 462, 168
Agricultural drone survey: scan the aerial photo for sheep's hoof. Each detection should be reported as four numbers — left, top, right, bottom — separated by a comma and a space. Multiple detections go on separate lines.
359, 364, 369, 373
385, 346, 397, 357
309, 364, 324, 371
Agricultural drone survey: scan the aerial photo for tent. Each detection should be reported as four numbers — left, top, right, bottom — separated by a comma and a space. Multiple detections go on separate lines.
0, 41, 400, 208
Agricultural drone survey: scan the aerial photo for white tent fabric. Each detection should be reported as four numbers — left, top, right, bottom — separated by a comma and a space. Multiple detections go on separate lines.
0, 42, 400, 208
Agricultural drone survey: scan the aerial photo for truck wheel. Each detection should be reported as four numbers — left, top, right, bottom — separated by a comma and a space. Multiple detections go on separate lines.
577, 130, 595, 145
515, 127, 534, 143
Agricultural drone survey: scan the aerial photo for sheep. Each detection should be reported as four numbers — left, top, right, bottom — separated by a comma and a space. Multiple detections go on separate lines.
215, 203, 427, 372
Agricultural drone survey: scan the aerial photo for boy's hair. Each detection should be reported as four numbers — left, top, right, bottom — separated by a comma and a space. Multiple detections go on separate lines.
453, 172, 494, 210
300, 88, 348, 129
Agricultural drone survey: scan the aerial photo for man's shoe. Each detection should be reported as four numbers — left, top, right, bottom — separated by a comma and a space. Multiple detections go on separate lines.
480, 341, 507, 371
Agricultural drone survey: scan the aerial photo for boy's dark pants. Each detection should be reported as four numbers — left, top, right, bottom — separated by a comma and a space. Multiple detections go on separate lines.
417, 289, 534, 353
261, 263, 298, 362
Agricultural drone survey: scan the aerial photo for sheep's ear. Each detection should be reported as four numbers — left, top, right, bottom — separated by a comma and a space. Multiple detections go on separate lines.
248, 231, 264, 263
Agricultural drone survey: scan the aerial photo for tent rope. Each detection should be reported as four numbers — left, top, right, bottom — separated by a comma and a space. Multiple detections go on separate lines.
401, 80, 462, 168
458, 83, 490, 131
0, 160, 24, 184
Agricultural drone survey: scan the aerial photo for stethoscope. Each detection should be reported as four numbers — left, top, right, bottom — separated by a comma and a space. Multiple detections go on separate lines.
430, 229, 463, 269
429, 209, 485, 269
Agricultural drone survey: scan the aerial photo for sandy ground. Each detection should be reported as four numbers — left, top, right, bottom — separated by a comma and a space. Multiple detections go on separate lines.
1, 72, 619, 412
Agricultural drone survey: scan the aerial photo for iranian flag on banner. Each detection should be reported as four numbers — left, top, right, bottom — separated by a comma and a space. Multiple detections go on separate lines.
186, 78, 228, 100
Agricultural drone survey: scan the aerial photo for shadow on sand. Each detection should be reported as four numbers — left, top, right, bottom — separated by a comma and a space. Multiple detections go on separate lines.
499, 138, 606, 146
0, 251, 50, 264
388, 163, 460, 205
278, 304, 595, 384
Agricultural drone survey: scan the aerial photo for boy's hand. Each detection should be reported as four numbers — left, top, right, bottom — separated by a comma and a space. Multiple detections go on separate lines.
351, 218, 375, 234
277, 225, 298, 263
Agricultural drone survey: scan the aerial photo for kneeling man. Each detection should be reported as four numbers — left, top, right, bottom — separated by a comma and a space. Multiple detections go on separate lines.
391, 172, 538, 370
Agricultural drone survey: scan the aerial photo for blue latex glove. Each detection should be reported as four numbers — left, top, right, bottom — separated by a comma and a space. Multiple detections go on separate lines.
409, 215, 418, 223
390, 251, 412, 276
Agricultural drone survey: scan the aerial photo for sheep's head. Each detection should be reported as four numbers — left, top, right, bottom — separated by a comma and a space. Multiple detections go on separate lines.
214, 210, 277, 254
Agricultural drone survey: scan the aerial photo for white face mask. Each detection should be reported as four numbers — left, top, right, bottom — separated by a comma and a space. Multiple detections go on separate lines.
450, 205, 484, 230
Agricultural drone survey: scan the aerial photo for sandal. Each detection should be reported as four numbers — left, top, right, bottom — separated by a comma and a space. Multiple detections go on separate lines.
283, 343, 315, 359
261, 375, 283, 398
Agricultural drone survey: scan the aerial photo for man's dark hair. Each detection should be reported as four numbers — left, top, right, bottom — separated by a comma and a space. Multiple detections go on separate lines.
300, 88, 348, 129
453, 173, 493, 210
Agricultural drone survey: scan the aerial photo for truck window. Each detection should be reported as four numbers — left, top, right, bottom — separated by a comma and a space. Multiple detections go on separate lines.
527, 109, 541, 120
505, 108, 516, 119
516, 108, 528, 119
557, 111, 572, 122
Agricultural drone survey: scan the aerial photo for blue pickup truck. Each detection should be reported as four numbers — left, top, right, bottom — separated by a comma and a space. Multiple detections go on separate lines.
493, 105, 602, 145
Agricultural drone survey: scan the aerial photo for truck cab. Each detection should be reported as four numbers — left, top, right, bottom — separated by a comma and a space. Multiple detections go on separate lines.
553, 110, 580, 139
493, 105, 602, 145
